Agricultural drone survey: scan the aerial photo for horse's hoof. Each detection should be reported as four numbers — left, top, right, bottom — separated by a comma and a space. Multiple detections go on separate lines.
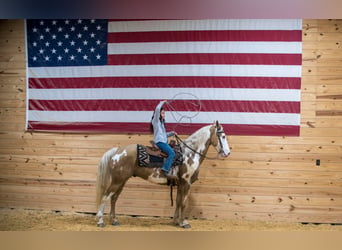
182, 224, 191, 229
97, 223, 105, 228
112, 221, 120, 226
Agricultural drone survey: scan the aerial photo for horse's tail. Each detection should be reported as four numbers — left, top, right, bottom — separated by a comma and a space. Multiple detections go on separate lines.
96, 147, 119, 210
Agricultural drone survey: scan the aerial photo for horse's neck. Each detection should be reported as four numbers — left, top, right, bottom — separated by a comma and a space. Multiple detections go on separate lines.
184, 125, 211, 153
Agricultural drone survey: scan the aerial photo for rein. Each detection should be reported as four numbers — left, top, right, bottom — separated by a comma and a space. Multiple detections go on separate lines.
175, 134, 220, 160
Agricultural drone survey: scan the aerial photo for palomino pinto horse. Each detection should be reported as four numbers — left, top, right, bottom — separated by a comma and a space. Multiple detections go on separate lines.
96, 121, 230, 228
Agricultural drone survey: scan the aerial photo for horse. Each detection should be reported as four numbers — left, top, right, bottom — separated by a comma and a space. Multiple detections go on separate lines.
95, 120, 230, 228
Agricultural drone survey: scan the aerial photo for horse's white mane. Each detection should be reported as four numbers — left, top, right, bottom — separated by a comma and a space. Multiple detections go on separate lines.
185, 124, 212, 145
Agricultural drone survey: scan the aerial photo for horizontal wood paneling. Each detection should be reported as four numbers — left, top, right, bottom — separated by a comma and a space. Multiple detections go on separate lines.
0, 19, 341, 224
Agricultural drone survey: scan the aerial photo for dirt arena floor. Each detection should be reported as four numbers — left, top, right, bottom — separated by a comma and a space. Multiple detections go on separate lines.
0, 208, 341, 231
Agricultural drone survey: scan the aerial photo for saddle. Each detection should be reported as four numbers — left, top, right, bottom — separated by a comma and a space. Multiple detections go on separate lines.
137, 140, 183, 168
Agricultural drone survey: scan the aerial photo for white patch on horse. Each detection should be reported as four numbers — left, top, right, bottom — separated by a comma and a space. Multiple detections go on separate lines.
105, 192, 114, 200
186, 126, 210, 157
111, 150, 127, 169
96, 203, 106, 217
147, 169, 168, 184
182, 127, 210, 183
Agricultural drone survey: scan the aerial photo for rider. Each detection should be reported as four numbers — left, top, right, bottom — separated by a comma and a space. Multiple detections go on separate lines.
151, 100, 177, 179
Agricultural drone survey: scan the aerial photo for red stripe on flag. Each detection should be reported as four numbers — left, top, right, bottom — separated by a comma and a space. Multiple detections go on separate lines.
107, 53, 301, 65
29, 77, 301, 89
29, 99, 300, 113
27, 121, 300, 136
108, 30, 302, 43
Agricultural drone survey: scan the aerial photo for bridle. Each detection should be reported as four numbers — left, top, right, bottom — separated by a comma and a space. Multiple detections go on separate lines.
174, 126, 226, 160
216, 127, 225, 155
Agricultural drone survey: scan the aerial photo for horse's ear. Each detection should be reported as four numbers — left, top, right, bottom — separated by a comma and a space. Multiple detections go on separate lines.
215, 120, 220, 127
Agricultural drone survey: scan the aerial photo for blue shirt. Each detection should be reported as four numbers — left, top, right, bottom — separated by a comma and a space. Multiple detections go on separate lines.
152, 101, 174, 143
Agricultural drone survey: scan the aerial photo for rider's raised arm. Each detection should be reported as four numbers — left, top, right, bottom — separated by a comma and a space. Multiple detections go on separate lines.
152, 100, 166, 125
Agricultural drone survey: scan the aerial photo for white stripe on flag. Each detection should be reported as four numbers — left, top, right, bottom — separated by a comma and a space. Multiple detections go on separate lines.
29, 88, 301, 102
28, 110, 300, 125
109, 19, 302, 32
108, 41, 302, 55
29, 65, 302, 78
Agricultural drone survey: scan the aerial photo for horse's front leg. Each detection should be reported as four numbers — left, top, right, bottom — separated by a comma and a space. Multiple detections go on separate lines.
174, 180, 191, 228
173, 184, 182, 225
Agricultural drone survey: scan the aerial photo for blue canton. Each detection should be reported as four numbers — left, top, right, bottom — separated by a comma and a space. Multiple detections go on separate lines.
27, 19, 108, 67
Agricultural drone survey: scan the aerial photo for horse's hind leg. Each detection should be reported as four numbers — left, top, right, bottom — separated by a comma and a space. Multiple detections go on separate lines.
109, 182, 126, 226
96, 181, 126, 227
96, 193, 114, 227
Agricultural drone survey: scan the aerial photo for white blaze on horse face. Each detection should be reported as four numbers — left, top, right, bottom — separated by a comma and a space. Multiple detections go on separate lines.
219, 132, 230, 157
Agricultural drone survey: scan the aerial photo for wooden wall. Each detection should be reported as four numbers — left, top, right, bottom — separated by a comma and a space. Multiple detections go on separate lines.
0, 19, 341, 224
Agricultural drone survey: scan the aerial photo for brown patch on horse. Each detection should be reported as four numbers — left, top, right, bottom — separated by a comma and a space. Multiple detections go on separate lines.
191, 169, 199, 184
210, 125, 218, 147
186, 156, 194, 166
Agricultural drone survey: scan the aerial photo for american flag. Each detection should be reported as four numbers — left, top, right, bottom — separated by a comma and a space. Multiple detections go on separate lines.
26, 19, 302, 136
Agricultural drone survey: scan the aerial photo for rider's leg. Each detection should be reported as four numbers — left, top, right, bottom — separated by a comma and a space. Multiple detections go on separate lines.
156, 142, 175, 174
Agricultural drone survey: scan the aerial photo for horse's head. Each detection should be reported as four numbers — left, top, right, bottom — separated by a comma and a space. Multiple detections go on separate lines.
210, 121, 231, 157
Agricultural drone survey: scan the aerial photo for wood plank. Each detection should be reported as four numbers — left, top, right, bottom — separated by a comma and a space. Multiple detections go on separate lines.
188, 209, 342, 223
196, 177, 342, 189
316, 110, 342, 116
302, 32, 342, 42
317, 84, 342, 95
303, 49, 342, 60
1, 136, 342, 155
0, 154, 99, 165
221, 151, 342, 163
229, 143, 342, 154
316, 101, 342, 111
0, 20, 24, 33
0, 169, 97, 181
199, 168, 342, 180
303, 19, 342, 33
302, 75, 342, 85
303, 57, 342, 67
0, 137, 128, 149
302, 66, 342, 77
2, 131, 342, 146
300, 127, 342, 137
313, 117, 342, 128
0, 92, 26, 100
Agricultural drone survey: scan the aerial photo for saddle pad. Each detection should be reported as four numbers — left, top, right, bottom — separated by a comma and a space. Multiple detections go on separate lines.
137, 144, 183, 168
